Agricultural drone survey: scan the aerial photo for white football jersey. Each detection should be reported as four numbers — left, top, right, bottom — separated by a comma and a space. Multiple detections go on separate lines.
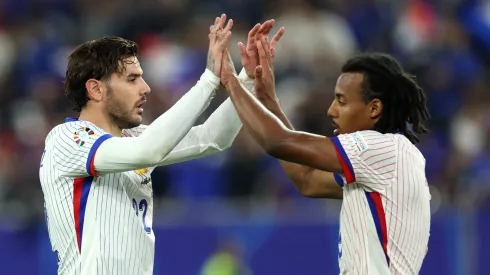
331, 130, 431, 275
40, 118, 155, 275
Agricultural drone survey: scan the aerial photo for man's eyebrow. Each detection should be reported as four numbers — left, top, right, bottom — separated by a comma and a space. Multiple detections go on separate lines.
335, 91, 345, 98
127, 73, 143, 78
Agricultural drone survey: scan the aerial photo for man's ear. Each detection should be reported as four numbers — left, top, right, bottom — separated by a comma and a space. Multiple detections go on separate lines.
369, 98, 383, 119
85, 79, 105, 102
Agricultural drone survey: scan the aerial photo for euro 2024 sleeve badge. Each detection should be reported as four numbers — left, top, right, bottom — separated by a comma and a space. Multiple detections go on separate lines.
73, 127, 95, 146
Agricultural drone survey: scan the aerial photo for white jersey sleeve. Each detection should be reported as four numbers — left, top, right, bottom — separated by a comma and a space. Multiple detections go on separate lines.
122, 125, 148, 137
330, 130, 396, 192
49, 122, 112, 178
118, 99, 240, 167
92, 69, 219, 175
119, 69, 253, 141
238, 68, 255, 94
101, 69, 253, 168
155, 68, 254, 165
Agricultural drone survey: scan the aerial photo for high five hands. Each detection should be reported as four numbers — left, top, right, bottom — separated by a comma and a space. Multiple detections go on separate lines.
207, 14, 233, 77
220, 17, 285, 94
238, 20, 285, 80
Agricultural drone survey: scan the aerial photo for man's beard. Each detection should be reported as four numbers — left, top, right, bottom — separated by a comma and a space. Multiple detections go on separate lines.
106, 87, 140, 130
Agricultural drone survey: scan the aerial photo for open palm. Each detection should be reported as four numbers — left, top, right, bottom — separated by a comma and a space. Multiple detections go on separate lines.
238, 20, 285, 79
207, 14, 233, 77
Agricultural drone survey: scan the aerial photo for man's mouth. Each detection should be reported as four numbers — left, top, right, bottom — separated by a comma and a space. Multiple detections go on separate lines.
136, 100, 146, 113
332, 122, 340, 136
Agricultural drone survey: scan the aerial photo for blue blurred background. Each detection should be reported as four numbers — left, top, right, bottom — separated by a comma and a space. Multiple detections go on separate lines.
0, 0, 490, 274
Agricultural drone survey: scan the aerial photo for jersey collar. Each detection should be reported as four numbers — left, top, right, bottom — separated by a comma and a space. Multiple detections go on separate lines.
65, 117, 79, 122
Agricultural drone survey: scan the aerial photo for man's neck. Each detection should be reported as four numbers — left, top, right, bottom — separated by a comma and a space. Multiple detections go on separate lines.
79, 110, 122, 137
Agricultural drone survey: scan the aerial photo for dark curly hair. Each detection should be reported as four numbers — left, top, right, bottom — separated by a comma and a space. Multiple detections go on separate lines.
341, 53, 430, 144
64, 36, 139, 112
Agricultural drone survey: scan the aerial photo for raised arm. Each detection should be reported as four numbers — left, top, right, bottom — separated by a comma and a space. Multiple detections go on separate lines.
153, 69, 251, 166
218, 32, 342, 198
254, 33, 342, 199
262, 100, 343, 199
90, 15, 233, 176
221, 34, 345, 177
223, 75, 343, 174
154, 20, 286, 165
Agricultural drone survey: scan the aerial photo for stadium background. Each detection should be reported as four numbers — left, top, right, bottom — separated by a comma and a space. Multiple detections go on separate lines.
0, 0, 489, 274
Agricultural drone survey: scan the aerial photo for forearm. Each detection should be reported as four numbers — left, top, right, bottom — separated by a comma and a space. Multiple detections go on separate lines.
154, 97, 240, 165
259, 97, 323, 193
207, 68, 255, 149
257, 102, 343, 199
155, 69, 254, 166
224, 77, 289, 150
93, 69, 220, 174
191, 69, 254, 151
260, 98, 294, 130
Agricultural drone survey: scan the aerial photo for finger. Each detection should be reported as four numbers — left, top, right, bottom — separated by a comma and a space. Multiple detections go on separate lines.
262, 19, 276, 37
254, 21, 269, 45
257, 20, 269, 34
218, 31, 233, 49
238, 42, 248, 62
247, 23, 261, 47
256, 40, 269, 76
223, 19, 234, 34
258, 20, 274, 35
270, 27, 285, 49
255, 21, 273, 45
218, 14, 227, 29
259, 36, 273, 67
249, 23, 261, 37
254, 65, 263, 80
225, 31, 232, 44
212, 16, 223, 43
260, 36, 271, 57
210, 17, 219, 42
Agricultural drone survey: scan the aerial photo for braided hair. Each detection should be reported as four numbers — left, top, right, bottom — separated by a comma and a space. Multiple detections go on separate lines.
341, 53, 430, 144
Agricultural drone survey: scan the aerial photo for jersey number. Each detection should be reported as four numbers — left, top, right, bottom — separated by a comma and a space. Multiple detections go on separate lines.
132, 198, 151, 233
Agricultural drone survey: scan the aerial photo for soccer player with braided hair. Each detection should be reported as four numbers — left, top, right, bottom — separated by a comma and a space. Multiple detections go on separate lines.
220, 30, 431, 274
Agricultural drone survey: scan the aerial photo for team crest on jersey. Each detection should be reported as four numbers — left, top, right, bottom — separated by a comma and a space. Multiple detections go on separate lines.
135, 168, 151, 185
350, 132, 368, 153
73, 127, 95, 146
135, 168, 149, 175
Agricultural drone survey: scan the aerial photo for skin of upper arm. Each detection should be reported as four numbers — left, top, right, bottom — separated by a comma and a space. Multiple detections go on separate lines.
297, 168, 343, 199
264, 130, 343, 174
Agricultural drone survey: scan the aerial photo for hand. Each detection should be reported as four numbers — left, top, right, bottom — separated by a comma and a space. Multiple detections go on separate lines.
238, 20, 285, 79
220, 41, 238, 87
254, 36, 277, 102
207, 14, 233, 77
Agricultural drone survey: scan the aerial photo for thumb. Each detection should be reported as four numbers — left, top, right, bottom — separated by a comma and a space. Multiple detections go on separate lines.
254, 65, 263, 79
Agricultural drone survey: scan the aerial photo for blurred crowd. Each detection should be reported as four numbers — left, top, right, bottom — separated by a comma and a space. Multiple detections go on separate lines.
0, 0, 490, 228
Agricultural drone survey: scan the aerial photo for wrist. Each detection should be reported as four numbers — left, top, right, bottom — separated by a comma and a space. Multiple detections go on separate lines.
203, 69, 221, 87
223, 75, 240, 91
